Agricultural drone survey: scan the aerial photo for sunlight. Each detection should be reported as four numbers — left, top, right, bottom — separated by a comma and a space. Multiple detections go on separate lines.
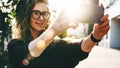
63, 2, 86, 23
49, 0, 70, 20
49, 0, 89, 23
48, 0, 88, 38
49, 0, 71, 12
0, 2, 2, 7
49, 0, 104, 24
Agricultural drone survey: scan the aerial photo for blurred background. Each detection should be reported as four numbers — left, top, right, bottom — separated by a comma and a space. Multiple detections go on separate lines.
0, 0, 120, 68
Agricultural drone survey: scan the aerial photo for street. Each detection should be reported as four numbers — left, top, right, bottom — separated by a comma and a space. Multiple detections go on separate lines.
75, 46, 120, 68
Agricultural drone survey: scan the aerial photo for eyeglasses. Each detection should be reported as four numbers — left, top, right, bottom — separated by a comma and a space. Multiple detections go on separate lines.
32, 10, 50, 20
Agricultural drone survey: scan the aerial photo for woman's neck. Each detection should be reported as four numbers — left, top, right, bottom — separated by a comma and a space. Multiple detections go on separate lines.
30, 29, 40, 39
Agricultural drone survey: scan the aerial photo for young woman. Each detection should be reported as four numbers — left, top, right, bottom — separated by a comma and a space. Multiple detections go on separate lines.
7, 0, 110, 68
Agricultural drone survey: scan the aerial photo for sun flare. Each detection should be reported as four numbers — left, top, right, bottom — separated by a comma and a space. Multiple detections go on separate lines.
49, 0, 88, 23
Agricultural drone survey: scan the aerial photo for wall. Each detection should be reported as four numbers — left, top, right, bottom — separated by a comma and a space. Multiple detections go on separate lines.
110, 19, 120, 49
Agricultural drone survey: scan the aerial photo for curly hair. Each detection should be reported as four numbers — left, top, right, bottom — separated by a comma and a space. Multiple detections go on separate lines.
12, 0, 49, 43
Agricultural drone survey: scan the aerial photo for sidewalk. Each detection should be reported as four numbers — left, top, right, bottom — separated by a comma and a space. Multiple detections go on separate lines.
75, 46, 120, 68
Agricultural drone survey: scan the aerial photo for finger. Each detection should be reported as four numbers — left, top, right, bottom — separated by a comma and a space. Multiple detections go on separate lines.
94, 23, 101, 29
100, 14, 109, 21
101, 24, 110, 33
100, 19, 109, 28
99, 3, 104, 7
99, 3, 102, 6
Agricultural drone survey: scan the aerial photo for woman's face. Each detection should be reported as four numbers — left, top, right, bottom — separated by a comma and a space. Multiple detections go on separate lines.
30, 2, 49, 32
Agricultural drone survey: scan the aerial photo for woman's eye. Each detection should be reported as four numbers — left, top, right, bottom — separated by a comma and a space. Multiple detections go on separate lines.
43, 13, 50, 18
34, 12, 40, 16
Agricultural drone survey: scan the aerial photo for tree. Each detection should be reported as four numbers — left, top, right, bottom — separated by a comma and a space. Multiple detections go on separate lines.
0, 0, 19, 67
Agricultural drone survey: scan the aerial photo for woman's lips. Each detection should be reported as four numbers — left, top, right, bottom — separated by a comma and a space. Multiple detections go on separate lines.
36, 22, 44, 27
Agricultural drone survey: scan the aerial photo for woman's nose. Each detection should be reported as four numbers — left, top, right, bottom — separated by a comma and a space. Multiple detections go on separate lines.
38, 15, 44, 20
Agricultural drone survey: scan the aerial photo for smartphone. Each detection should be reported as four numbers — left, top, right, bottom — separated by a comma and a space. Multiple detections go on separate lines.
78, 4, 104, 24
64, 3, 104, 24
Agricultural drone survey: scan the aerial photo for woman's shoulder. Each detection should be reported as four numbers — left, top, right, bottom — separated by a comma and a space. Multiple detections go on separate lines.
8, 39, 23, 44
7, 39, 25, 47
9, 39, 23, 42
7, 39, 27, 52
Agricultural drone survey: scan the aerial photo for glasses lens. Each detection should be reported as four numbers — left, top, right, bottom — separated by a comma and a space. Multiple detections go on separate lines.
32, 10, 40, 19
32, 10, 50, 20
43, 12, 50, 20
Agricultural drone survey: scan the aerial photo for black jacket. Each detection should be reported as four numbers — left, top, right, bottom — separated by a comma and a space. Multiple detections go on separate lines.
7, 39, 89, 68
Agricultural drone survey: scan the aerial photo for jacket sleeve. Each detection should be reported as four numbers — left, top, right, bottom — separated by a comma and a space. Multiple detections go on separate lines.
7, 39, 29, 68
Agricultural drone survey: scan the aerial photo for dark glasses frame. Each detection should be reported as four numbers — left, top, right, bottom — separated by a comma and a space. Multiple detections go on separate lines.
32, 10, 50, 21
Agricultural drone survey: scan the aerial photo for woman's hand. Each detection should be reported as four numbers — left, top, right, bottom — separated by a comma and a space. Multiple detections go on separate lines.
92, 14, 110, 40
81, 14, 110, 52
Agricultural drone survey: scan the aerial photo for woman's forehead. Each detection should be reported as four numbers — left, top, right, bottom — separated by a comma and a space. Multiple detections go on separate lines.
33, 3, 48, 12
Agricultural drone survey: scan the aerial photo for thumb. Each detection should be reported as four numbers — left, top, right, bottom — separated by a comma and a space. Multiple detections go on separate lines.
99, 3, 104, 8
